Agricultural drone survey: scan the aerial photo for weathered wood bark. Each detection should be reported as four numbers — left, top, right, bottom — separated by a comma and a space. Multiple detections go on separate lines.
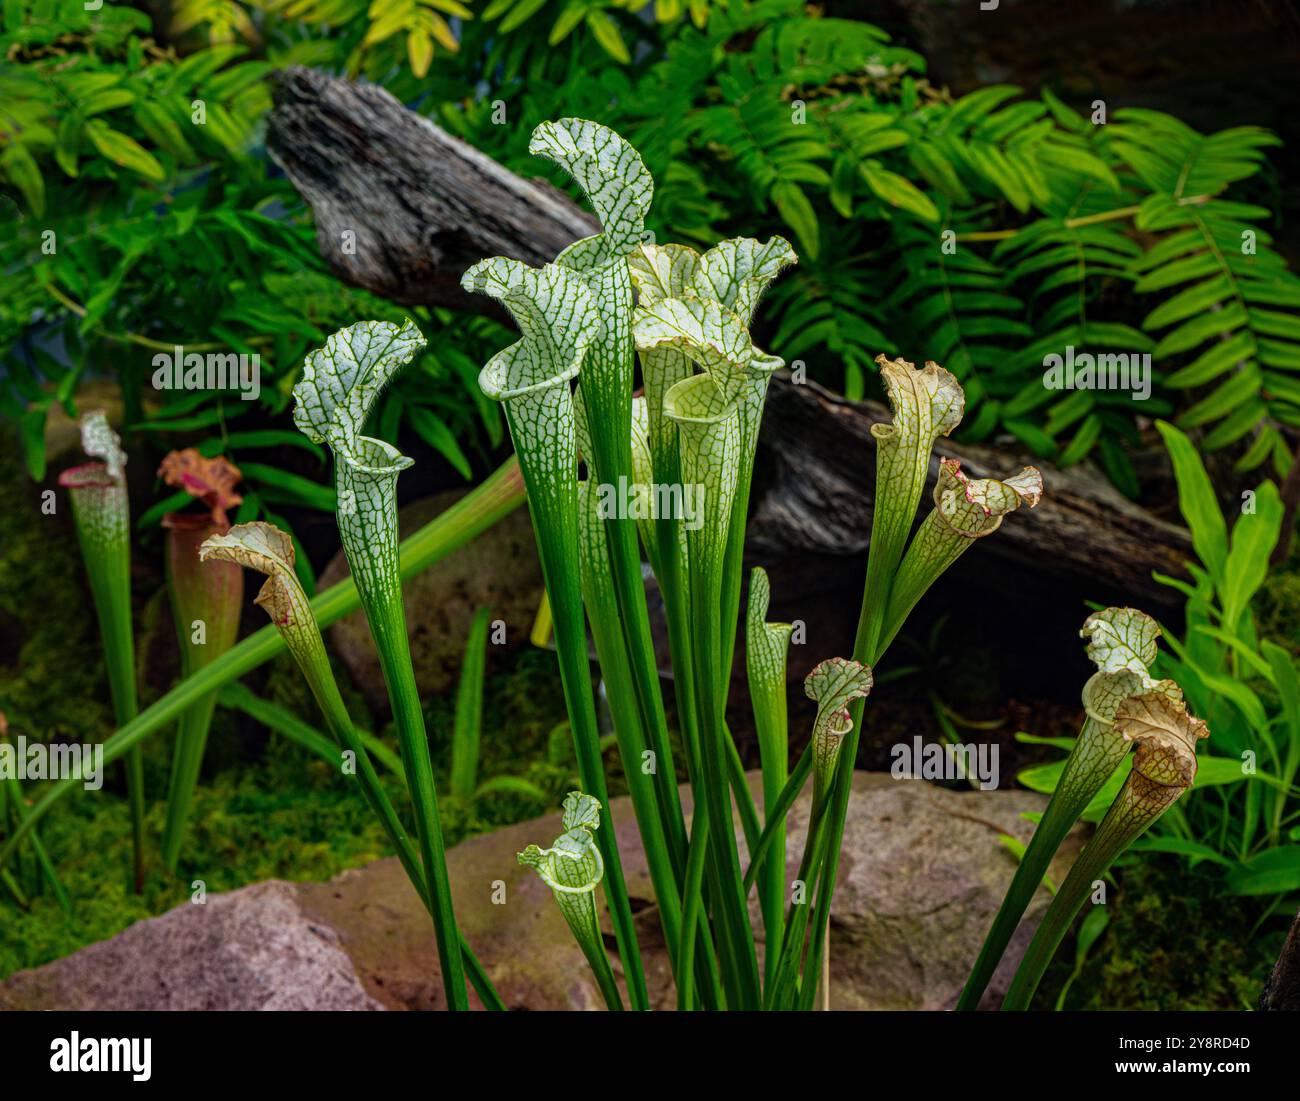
266, 67, 598, 315
266, 66, 1191, 605
1261, 905, 1300, 1010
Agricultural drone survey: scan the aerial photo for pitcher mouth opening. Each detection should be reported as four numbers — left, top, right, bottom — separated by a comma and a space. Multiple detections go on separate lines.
162, 512, 227, 534
337, 434, 415, 477
479, 342, 583, 403
57, 462, 119, 490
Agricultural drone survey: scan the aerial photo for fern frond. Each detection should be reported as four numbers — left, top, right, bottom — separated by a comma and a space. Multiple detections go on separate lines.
766, 229, 891, 400
888, 222, 1029, 437
1113, 110, 1300, 473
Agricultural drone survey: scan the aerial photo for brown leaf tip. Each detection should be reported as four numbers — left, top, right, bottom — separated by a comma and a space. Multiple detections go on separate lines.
1114, 692, 1209, 788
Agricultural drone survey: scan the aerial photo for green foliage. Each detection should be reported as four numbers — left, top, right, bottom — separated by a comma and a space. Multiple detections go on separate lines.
5, 1, 1299, 498
1147, 423, 1300, 892
411, 0, 1299, 486
638, 10, 1296, 481
0, 1, 502, 529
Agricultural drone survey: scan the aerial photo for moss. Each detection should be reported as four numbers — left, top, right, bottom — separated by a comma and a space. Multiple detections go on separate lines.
1039, 856, 1279, 1010
0, 643, 577, 979
1256, 549, 1300, 657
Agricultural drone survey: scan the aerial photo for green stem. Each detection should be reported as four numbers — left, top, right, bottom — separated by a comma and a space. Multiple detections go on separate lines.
547, 543, 649, 1009
573, 902, 626, 1013
273, 611, 502, 1011
658, 541, 704, 783
362, 580, 468, 1011
748, 666, 790, 985
333, 436, 467, 1012
505, 389, 650, 1011
220, 681, 405, 779
580, 487, 686, 978
957, 715, 1125, 1011
791, 579, 893, 1010
203, 517, 501, 1012
1000, 811, 1136, 1011
102, 564, 145, 895
161, 697, 216, 869
742, 745, 812, 895
570, 257, 687, 887
1002, 722, 1199, 1011
450, 606, 491, 800
604, 496, 688, 869
676, 812, 711, 1010
689, 546, 762, 1008
767, 800, 831, 1010
318, 648, 502, 1010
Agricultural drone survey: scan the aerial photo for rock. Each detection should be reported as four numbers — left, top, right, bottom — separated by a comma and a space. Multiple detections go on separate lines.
0, 772, 1085, 1011
318, 489, 545, 710
0, 881, 381, 1011
823, 773, 1074, 1009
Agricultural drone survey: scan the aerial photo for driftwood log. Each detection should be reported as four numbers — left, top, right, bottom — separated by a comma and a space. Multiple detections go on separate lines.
1260, 905, 1300, 1010
266, 68, 598, 316
266, 66, 1192, 607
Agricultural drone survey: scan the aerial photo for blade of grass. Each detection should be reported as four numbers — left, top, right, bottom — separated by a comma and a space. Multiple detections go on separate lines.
450, 607, 491, 800
2, 776, 72, 914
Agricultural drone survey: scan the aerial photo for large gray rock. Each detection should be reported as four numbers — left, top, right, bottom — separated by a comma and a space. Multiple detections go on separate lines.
318, 489, 545, 709
0, 881, 381, 1011
0, 772, 1084, 1010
